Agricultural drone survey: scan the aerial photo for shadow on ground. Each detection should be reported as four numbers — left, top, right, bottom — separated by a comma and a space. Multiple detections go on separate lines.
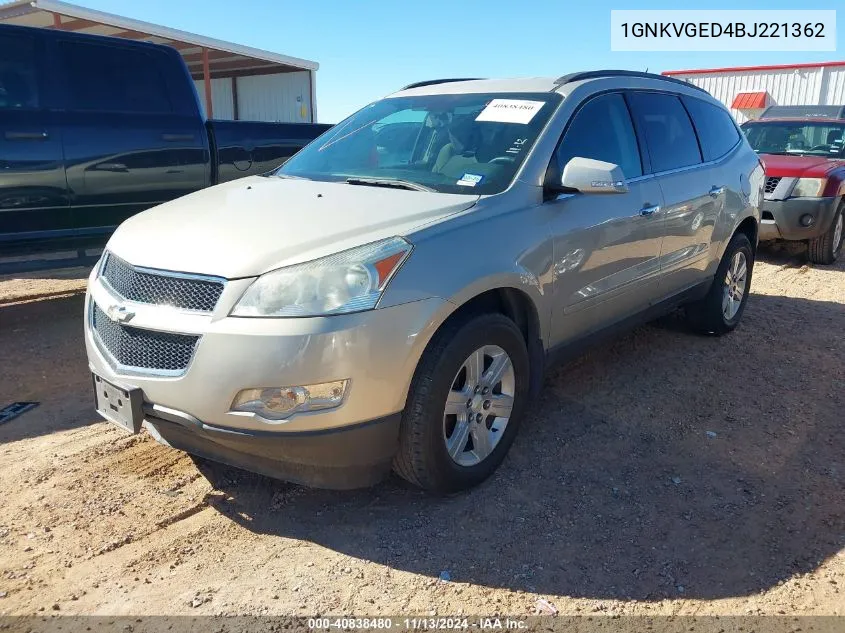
756, 240, 812, 266
198, 291, 844, 602
0, 294, 94, 442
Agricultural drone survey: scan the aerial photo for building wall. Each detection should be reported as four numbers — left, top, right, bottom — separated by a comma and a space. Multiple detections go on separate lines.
193, 77, 235, 120
193, 71, 313, 122
823, 67, 845, 106
668, 65, 845, 123
236, 71, 312, 123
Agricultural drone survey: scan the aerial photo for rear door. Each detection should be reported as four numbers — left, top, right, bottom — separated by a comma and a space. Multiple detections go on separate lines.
0, 27, 69, 245
626, 91, 722, 297
547, 92, 665, 346
54, 37, 208, 234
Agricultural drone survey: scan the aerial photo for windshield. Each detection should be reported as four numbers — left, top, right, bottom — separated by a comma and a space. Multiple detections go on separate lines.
742, 121, 845, 158
277, 92, 562, 195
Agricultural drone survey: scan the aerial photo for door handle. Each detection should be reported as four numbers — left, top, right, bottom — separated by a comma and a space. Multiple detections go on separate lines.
709, 186, 725, 198
639, 204, 661, 217
161, 133, 195, 142
4, 131, 48, 140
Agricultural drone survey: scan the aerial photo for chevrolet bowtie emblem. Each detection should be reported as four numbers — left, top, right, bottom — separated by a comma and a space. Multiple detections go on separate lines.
107, 304, 135, 323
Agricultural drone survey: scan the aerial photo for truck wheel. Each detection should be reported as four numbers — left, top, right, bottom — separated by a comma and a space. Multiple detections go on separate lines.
685, 232, 754, 335
808, 202, 844, 265
393, 313, 529, 493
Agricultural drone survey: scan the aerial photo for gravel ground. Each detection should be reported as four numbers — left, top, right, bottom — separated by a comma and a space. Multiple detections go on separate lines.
0, 267, 89, 305
0, 243, 842, 617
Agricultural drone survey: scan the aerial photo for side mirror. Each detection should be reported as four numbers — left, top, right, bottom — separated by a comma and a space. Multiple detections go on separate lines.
561, 157, 628, 194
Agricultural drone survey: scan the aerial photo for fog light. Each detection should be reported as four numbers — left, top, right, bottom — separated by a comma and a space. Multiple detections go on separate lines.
231, 380, 348, 421
800, 214, 815, 227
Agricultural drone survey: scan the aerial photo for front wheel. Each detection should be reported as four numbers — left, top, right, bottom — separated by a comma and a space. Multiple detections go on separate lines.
393, 313, 530, 493
808, 203, 844, 265
685, 232, 754, 335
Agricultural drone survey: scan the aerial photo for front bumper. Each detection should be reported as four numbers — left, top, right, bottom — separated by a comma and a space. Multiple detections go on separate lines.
145, 407, 401, 488
85, 271, 452, 487
759, 196, 839, 241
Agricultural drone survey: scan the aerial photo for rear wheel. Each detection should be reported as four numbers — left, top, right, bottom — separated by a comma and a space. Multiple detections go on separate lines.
685, 232, 754, 335
808, 202, 844, 265
393, 313, 529, 493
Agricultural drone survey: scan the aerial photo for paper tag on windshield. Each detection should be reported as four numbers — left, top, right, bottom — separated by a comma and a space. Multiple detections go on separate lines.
475, 99, 545, 124
456, 173, 484, 187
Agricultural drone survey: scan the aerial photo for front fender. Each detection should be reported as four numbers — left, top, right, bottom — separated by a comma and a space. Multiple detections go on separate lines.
379, 197, 555, 346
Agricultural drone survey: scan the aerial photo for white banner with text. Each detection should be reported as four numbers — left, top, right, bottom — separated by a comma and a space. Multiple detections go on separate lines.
611, 10, 836, 52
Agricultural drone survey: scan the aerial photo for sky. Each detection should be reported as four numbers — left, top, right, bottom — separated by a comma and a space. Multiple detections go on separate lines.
72, 0, 844, 123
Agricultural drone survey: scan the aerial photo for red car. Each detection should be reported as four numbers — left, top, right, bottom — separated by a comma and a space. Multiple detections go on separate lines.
742, 108, 845, 264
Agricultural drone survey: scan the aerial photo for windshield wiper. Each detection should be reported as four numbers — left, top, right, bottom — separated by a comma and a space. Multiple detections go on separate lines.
346, 177, 434, 192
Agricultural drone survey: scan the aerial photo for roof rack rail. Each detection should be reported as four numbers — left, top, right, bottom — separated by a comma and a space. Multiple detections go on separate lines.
400, 78, 484, 91
554, 70, 709, 94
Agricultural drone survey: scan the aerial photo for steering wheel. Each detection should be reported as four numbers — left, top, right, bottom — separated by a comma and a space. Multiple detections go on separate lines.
489, 156, 515, 165
810, 144, 831, 152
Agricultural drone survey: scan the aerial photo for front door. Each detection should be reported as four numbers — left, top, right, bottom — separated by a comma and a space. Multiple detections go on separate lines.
0, 27, 69, 246
546, 92, 665, 346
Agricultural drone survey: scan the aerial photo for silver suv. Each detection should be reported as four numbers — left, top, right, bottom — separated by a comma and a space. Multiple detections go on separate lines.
85, 71, 764, 492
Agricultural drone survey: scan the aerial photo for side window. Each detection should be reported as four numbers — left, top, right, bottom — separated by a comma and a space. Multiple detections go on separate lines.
372, 109, 427, 166
60, 41, 171, 113
627, 92, 702, 173
683, 96, 741, 161
556, 93, 642, 179
0, 32, 40, 110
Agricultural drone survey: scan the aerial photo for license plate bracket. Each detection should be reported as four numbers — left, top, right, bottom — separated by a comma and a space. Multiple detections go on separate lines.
92, 373, 143, 434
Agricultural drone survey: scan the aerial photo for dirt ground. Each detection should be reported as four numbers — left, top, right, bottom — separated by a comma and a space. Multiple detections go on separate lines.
0, 243, 842, 618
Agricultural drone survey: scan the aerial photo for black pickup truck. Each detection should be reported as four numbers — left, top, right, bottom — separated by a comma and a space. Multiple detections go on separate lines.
0, 24, 331, 256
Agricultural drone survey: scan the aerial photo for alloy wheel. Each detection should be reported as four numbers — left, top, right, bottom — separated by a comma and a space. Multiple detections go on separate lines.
442, 345, 515, 467
722, 250, 748, 321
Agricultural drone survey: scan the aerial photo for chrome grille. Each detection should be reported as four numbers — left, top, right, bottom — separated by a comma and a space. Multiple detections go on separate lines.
92, 303, 199, 373
764, 176, 782, 194
101, 253, 224, 313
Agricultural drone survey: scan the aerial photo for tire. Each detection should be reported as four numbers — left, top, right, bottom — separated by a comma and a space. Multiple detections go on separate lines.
685, 232, 754, 335
393, 312, 530, 493
808, 202, 844, 265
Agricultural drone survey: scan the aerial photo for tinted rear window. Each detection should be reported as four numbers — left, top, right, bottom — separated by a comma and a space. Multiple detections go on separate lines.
60, 40, 171, 113
683, 96, 740, 161
627, 92, 702, 173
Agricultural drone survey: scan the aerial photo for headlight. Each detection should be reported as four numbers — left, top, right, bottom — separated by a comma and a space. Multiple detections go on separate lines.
231, 237, 412, 317
790, 178, 826, 198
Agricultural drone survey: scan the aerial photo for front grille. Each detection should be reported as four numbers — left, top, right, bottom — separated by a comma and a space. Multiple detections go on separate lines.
101, 253, 224, 313
764, 176, 782, 194
92, 303, 199, 373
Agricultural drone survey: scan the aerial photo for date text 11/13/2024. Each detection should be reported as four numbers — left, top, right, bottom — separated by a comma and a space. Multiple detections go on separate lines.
307, 617, 528, 630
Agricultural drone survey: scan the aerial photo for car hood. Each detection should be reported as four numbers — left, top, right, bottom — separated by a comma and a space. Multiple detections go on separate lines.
106, 176, 478, 278
759, 153, 845, 178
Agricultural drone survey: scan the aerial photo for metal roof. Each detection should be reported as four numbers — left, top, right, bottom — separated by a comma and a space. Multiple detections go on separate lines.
731, 91, 769, 110
0, 0, 319, 79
